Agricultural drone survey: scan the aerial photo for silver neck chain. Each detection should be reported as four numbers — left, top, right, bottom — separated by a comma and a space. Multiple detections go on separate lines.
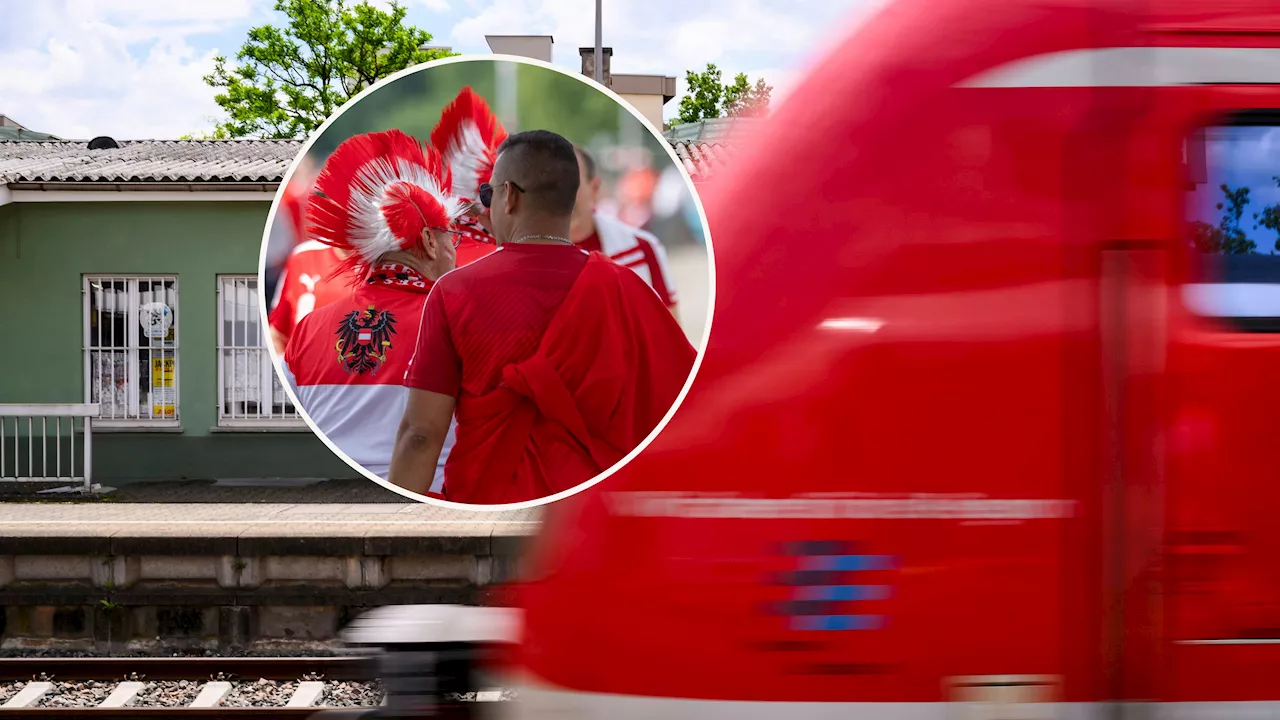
512, 234, 573, 246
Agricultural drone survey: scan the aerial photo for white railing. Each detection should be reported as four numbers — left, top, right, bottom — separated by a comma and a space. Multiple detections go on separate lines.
0, 404, 97, 491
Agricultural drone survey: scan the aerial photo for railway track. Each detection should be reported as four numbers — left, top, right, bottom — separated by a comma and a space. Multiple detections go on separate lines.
0, 656, 500, 717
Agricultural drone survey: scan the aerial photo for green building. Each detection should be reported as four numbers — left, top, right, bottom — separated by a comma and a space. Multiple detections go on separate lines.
0, 137, 356, 485
0, 128, 729, 488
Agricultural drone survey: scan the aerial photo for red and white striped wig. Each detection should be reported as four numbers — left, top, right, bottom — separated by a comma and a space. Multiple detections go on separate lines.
307, 129, 466, 282
429, 86, 509, 245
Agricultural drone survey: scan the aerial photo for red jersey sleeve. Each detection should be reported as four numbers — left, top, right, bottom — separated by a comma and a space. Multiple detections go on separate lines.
404, 284, 462, 398
268, 264, 296, 335
282, 311, 302, 371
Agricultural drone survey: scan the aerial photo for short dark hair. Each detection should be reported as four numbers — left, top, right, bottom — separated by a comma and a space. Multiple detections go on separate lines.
575, 145, 597, 181
495, 130, 580, 216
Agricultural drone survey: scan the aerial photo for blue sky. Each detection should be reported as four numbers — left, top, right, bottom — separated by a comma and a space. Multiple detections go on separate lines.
0, 0, 879, 140
1189, 126, 1280, 255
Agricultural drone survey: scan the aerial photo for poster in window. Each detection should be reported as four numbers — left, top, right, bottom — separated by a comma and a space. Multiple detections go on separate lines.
140, 301, 174, 342
150, 356, 176, 418
91, 351, 131, 417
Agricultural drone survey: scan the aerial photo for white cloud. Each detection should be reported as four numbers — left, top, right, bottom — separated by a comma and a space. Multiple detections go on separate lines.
368, 0, 451, 13
0, 0, 257, 139
448, 0, 885, 123
0, 0, 884, 139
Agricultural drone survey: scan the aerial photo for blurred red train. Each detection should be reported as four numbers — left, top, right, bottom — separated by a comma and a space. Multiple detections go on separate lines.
341, 1, 1280, 718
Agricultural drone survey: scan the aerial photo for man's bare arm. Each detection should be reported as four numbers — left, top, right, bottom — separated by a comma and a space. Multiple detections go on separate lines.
388, 388, 456, 495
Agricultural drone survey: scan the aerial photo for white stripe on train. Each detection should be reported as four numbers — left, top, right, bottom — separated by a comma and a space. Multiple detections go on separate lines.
604, 492, 1078, 520
958, 46, 1280, 88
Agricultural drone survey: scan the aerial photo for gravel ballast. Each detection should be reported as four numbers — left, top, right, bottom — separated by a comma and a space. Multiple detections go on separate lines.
132, 680, 203, 707
223, 679, 298, 707
0, 682, 23, 704
34, 680, 116, 707
322, 680, 384, 707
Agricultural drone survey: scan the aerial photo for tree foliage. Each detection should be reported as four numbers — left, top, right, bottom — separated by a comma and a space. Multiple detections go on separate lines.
676, 63, 772, 125
204, 0, 455, 139
305, 60, 669, 172
1190, 180, 1280, 255
724, 75, 772, 118
178, 124, 231, 141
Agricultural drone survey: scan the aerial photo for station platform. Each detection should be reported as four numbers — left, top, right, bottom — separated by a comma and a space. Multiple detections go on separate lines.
0, 477, 414, 503
0, 500, 541, 654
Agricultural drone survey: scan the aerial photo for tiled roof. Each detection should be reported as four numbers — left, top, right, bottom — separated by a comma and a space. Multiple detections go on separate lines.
0, 139, 302, 184
670, 140, 736, 183
0, 135, 730, 186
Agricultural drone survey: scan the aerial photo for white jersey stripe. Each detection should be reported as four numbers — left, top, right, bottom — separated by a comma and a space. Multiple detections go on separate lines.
593, 212, 678, 305
286, 378, 452, 485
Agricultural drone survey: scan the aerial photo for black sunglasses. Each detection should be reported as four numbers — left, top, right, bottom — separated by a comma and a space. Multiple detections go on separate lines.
478, 181, 525, 209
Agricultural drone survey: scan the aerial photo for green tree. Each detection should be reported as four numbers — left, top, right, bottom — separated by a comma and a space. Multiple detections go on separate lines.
1252, 175, 1280, 253
203, 0, 455, 139
1190, 183, 1258, 255
676, 63, 773, 124
723, 75, 772, 118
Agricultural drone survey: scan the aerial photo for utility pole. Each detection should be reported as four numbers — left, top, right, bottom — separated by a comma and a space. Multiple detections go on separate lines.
594, 0, 603, 84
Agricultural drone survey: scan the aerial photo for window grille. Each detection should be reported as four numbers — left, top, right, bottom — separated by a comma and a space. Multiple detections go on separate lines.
83, 276, 180, 425
217, 275, 303, 427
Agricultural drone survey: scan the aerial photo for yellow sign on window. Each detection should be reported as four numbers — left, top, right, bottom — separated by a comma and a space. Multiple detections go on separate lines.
151, 357, 176, 417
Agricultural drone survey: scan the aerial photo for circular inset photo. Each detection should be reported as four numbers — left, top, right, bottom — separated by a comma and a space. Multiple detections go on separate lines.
259, 56, 712, 509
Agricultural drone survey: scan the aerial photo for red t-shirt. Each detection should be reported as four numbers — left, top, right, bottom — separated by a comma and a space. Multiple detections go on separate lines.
268, 241, 350, 339
405, 243, 589, 399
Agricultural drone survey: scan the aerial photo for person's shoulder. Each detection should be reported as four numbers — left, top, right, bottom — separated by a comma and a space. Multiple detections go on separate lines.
628, 224, 663, 248
288, 239, 333, 257
290, 301, 328, 340
437, 247, 508, 287
588, 251, 646, 282
595, 212, 664, 251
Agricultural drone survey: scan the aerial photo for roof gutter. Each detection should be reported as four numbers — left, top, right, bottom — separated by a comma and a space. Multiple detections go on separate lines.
0, 181, 279, 206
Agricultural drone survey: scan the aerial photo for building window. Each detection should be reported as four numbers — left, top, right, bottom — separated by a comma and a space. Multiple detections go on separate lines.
1183, 117, 1280, 332
217, 275, 303, 427
83, 276, 180, 426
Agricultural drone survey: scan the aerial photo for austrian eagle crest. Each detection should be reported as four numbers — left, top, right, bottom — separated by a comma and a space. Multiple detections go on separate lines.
335, 305, 396, 375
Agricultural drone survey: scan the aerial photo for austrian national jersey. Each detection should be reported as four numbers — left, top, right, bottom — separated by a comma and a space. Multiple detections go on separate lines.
268, 240, 350, 342
576, 212, 678, 308
281, 264, 454, 483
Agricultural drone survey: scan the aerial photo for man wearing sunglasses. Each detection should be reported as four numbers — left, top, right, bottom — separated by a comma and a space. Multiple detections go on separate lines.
389, 130, 696, 505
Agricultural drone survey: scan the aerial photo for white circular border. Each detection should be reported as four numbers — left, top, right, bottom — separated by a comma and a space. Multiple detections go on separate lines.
257, 53, 717, 512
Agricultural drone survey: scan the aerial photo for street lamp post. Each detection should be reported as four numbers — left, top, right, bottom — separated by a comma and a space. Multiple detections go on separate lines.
594, 0, 603, 84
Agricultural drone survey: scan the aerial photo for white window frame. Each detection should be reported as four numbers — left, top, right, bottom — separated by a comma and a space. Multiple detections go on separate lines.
216, 274, 305, 429
82, 275, 182, 429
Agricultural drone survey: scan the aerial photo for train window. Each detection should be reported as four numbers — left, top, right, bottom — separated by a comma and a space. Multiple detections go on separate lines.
1183, 120, 1280, 332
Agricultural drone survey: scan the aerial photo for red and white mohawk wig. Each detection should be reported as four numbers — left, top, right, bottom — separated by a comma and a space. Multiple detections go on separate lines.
307, 129, 466, 283
429, 86, 508, 244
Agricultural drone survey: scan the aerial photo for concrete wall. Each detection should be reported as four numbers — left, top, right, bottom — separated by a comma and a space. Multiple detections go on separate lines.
0, 201, 357, 482
617, 93, 666, 131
